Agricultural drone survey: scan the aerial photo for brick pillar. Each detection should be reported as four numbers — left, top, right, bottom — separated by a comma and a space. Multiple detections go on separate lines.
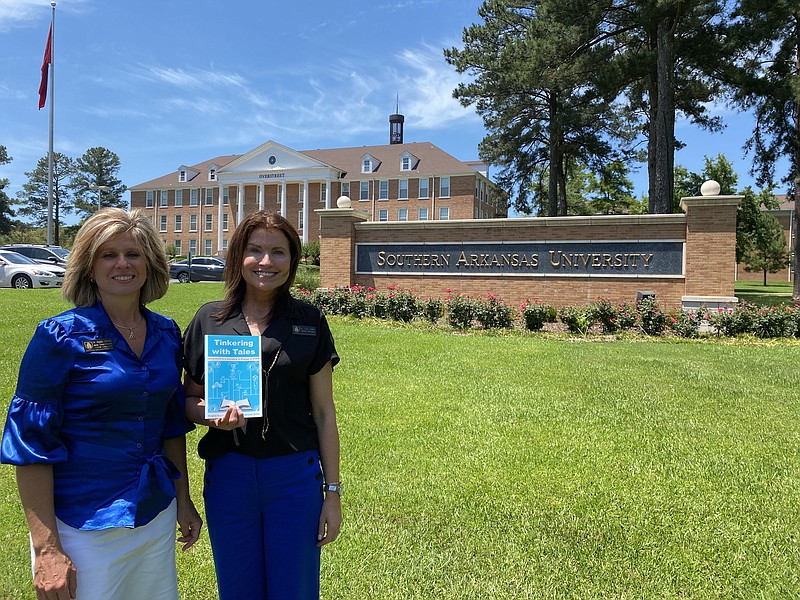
680, 187, 742, 310
315, 202, 369, 289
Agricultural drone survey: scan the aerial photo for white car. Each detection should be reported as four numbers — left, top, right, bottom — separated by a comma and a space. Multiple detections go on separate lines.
0, 250, 65, 289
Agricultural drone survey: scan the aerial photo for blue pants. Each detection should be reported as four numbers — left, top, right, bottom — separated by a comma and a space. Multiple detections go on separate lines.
203, 450, 324, 600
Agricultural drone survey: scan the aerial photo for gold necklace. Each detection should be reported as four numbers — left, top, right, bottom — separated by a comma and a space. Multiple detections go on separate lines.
111, 320, 143, 340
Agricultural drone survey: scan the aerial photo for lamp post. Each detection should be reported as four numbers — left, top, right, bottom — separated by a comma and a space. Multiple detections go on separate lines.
87, 184, 110, 211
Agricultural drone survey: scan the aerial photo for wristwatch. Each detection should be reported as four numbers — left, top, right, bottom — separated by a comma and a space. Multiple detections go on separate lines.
323, 482, 343, 496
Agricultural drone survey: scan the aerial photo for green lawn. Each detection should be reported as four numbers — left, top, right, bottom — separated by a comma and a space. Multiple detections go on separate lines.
735, 280, 796, 307
0, 285, 799, 599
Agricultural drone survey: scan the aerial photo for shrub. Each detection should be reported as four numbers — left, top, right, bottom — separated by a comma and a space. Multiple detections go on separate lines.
752, 305, 796, 338
615, 302, 638, 330
558, 305, 594, 335
637, 298, 667, 336
473, 294, 514, 329
707, 302, 758, 336
521, 299, 550, 331
419, 297, 444, 324
301, 240, 321, 264
590, 298, 619, 333
386, 289, 419, 323
667, 308, 705, 338
447, 293, 476, 330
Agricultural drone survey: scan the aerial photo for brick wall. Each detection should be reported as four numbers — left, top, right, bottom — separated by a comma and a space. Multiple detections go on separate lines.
317, 196, 741, 310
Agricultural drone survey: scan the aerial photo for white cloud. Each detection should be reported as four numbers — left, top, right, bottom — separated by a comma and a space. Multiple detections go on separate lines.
0, 0, 89, 31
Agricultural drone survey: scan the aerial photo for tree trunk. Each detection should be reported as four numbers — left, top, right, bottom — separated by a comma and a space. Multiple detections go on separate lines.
650, 18, 676, 214
793, 16, 800, 301
547, 92, 558, 217
763, 269, 767, 287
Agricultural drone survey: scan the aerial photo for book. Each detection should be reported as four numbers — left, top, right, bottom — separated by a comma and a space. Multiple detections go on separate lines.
204, 335, 263, 419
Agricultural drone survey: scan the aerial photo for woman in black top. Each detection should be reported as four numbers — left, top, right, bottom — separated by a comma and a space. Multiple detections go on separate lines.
183, 211, 341, 600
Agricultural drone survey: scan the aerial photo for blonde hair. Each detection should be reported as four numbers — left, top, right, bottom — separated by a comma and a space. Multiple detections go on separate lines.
62, 208, 170, 307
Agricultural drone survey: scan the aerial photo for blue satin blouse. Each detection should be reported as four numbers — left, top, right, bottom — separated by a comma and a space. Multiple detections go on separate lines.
1, 302, 193, 530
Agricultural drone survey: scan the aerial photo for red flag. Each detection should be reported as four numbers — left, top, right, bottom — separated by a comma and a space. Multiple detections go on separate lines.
38, 24, 52, 110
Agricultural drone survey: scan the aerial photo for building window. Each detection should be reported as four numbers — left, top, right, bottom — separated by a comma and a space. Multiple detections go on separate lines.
189, 239, 197, 256
418, 207, 429, 221
399, 179, 408, 200
190, 189, 198, 206
379, 180, 388, 200
440, 176, 450, 198
209, 168, 216, 181
205, 188, 214, 205
204, 214, 213, 231
362, 159, 371, 173
298, 210, 304, 231
174, 240, 181, 254
378, 209, 388, 222
179, 170, 187, 182
189, 214, 197, 232
146, 191, 154, 208
401, 156, 411, 171
320, 183, 326, 203
222, 239, 228, 252
204, 239, 212, 256
360, 181, 369, 201
398, 208, 408, 221
223, 187, 230, 206
174, 214, 182, 231
222, 213, 229, 231
439, 207, 450, 220
175, 189, 183, 207
419, 177, 429, 199
160, 191, 168, 207
341, 182, 350, 198
159, 215, 167, 232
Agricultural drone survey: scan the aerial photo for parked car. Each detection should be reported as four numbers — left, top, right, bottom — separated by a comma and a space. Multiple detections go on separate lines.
1, 244, 70, 268
169, 256, 226, 283
0, 250, 65, 289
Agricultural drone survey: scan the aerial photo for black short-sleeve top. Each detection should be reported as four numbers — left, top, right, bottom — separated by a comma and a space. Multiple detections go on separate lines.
183, 298, 339, 460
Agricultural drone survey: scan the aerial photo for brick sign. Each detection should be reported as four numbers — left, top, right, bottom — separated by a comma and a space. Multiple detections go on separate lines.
355, 241, 684, 277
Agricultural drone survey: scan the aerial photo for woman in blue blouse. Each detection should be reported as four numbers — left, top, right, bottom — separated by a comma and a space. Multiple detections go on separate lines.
1, 208, 202, 600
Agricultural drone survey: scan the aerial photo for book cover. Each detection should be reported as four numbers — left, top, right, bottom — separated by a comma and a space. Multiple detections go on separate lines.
204, 335, 263, 419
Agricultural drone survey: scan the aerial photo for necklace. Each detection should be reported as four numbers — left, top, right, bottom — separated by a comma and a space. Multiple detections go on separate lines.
111, 319, 143, 340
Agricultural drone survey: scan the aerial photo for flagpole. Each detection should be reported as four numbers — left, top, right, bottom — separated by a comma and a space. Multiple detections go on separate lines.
46, 1, 55, 245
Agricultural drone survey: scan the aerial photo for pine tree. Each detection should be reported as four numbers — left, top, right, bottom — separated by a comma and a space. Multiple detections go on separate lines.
14, 153, 74, 245
0, 146, 17, 235
70, 147, 127, 218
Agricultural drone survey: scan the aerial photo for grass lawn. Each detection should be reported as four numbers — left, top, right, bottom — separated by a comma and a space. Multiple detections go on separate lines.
735, 280, 797, 307
0, 284, 798, 599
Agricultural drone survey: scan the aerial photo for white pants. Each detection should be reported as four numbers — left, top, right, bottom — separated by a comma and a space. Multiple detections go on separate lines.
32, 500, 179, 600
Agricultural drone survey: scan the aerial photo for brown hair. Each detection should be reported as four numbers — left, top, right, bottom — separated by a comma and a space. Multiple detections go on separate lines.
62, 208, 169, 307
213, 211, 302, 320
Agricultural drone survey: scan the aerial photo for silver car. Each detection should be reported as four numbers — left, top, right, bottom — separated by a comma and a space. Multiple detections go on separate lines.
0, 250, 65, 289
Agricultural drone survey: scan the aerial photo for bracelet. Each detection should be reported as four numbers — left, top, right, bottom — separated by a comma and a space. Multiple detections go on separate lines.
323, 482, 343, 496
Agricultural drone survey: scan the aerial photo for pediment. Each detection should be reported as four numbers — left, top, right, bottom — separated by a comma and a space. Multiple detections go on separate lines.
219, 141, 331, 174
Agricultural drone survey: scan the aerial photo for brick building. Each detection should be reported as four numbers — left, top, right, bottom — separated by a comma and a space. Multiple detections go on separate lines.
736, 195, 796, 283
128, 116, 506, 257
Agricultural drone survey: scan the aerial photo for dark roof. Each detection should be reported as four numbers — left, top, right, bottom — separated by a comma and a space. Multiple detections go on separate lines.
129, 155, 239, 190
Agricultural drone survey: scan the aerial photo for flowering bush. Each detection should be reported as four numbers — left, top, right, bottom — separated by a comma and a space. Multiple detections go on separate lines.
637, 298, 667, 336
419, 297, 444, 324
589, 298, 619, 333
707, 302, 758, 336
386, 289, 418, 323
752, 305, 797, 338
473, 294, 514, 329
521, 299, 551, 331
615, 302, 638, 330
446, 292, 476, 329
558, 305, 594, 335
667, 308, 705, 338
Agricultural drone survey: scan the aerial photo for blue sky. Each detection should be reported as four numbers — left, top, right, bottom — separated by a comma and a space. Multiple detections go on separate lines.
0, 0, 788, 222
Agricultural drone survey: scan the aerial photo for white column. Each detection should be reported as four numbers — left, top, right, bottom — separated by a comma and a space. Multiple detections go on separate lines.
302, 179, 309, 243
325, 176, 331, 209
238, 184, 245, 223
217, 185, 224, 252
258, 183, 264, 211
280, 182, 287, 218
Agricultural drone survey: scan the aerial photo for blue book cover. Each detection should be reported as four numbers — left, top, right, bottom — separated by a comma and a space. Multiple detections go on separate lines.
204, 335, 263, 419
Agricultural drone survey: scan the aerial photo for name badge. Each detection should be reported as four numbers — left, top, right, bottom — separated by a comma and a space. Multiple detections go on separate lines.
292, 325, 317, 336
83, 339, 114, 352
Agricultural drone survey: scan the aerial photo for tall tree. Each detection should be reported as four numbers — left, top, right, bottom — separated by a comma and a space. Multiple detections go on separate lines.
728, 1, 800, 300
70, 147, 127, 218
14, 152, 74, 245
611, 0, 730, 213
673, 153, 738, 211
445, 0, 636, 216
0, 146, 17, 235
741, 204, 791, 285
588, 160, 638, 214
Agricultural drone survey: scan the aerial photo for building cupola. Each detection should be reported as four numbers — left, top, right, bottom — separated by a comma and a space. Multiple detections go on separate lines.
389, 97, 404, 144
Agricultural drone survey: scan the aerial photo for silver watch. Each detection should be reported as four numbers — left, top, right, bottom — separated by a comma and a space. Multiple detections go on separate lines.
323, 482, 343, 496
